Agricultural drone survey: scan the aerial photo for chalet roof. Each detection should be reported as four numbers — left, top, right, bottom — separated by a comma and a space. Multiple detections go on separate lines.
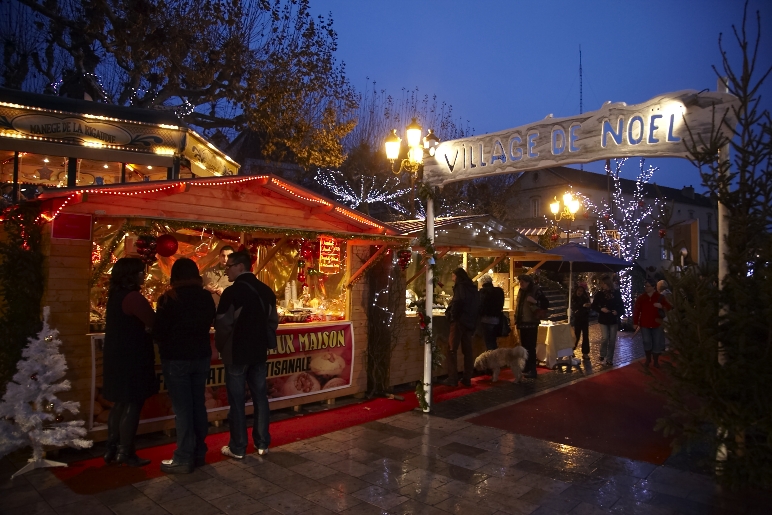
37, 174, 400, 237
386, 215, 489, 235
0, 87, 184, 127
532, 166, 714, 208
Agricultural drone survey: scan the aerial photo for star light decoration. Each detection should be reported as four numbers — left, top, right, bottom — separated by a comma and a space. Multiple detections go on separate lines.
576, 158, 665, 316
314, 169, 410, 212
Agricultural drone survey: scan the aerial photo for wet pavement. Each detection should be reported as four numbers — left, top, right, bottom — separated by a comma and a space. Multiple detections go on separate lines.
0, 325, 765, 514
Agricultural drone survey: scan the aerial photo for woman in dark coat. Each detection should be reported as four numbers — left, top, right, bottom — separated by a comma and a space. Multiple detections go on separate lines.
571, 283, 591, 359
102, 258, 156, 467
153, 258, 216, 474
515, 274, 541, 379
590, 274, 625, 366
479, 275, 505, 350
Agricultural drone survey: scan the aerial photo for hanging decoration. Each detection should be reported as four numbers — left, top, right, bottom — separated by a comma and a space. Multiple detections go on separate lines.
135, 234, 157, 266
659, 229, 667, 238
318, 236, 341, 274
397, 249, 412, 270
155, 234, 178, 257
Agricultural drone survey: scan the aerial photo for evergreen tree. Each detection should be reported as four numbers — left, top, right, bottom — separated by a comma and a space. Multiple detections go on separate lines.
655, 6, 772, 490
0, 307, 91, 479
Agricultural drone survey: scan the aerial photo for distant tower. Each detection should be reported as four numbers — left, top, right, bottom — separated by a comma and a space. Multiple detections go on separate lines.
579, 45, 583, 171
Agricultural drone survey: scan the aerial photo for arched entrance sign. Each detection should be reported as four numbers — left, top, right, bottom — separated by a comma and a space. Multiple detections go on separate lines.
417, 87, 737, 413
422, 89, 738, 187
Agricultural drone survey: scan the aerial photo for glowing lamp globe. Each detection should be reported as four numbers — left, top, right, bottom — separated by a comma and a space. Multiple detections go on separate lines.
406, 118, 422, 148
384, 130, 401, 161
156, 234, 179, 257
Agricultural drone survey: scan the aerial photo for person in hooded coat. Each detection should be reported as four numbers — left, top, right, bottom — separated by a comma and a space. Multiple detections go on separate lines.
441, 268, 479, 387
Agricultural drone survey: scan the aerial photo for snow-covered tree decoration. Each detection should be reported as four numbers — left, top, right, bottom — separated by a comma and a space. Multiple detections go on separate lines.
577, 158, 665, 316
0, 307, 92, 478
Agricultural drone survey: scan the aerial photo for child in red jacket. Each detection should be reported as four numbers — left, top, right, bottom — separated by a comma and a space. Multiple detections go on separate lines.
633, 278, 672, 368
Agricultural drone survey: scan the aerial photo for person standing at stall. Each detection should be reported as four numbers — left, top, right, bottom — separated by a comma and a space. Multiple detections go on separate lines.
215, 251, 277, 459
572, 283, 591, 359
515, 274, 543, 379
590, 274, 625, 366
479, 274, 505, 351
203, 246, 234, 307
633, 278, 672, 368
102, 258, 156, 467
441, 268, 479, 387
153, 258, 216, 474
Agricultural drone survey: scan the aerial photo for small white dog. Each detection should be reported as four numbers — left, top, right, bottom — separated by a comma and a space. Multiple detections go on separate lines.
474, 347, 529, 383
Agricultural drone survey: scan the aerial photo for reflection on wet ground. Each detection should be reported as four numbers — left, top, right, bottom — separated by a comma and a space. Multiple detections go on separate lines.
0, 325, 765, 514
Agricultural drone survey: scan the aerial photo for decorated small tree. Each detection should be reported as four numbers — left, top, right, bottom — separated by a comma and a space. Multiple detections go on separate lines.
578, 158, 665, 316
0, 307, 92, 479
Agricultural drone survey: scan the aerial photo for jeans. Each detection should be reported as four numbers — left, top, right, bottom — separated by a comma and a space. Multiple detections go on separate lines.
481, 322, 499, 351
224, 362, 270, 455
640, 326, 666, 354
518, 326, 538, 373
573, 319, 589, 355
446, 321, 474, 383
163, 357, 211, 465
599, 323, 618, 361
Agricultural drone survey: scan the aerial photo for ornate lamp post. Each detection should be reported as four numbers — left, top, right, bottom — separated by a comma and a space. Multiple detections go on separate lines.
385, 120, 439, 412
550, 192, 581, 244
385, 119, 439, 218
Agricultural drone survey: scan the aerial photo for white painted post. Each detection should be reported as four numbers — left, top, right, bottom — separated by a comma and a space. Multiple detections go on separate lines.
423, 196, 435, 412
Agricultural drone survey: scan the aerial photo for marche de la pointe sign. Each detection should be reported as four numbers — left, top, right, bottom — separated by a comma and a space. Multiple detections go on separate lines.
422, 90, 739, 188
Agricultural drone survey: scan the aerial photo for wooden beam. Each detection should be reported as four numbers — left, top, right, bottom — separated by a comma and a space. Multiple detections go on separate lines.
346, 245, 389, 289
311, 204, 335, 214
406, 249, 449, 287
529, 260, 547, 272
472, 254, 507, 282
254, 235, 289, 274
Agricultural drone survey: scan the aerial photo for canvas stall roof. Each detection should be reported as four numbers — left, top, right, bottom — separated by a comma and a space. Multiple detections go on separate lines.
389, 214, 547, 254
37, 174, 405, 243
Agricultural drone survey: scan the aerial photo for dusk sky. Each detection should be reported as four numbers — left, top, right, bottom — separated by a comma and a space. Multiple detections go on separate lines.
312, 0, 772, 191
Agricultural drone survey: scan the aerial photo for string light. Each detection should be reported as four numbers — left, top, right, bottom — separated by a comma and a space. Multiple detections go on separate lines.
314, 169, 409, 211
577, 158, 665, 315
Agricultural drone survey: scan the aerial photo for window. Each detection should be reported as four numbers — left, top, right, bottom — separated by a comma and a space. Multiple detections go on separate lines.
531, 198, 540, 218
707, 213, 713, 230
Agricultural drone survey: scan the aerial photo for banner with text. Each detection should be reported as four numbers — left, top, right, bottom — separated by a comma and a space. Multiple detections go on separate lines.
89, 321, 354, 428
422, 90, 739, 187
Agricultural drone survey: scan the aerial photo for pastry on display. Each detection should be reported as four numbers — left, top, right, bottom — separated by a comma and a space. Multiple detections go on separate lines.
282, 372, 321, 396
322, 377, 347, 389
309, 351, 345, 380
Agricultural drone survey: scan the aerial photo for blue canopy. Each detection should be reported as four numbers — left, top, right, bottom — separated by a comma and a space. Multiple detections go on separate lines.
535, 242, 633, 273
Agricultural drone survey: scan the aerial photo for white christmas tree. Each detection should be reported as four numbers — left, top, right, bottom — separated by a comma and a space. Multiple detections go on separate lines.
0, 307, 92, 478
577, 158, 665, 316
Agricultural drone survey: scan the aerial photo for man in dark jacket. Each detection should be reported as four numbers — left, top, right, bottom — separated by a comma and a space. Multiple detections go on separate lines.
215, 251, 277, 459
442, 267, 479, 387
479, 275, 505, 350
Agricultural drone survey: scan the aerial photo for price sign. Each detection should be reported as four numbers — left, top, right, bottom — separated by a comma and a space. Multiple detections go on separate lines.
318, 235, 340, 274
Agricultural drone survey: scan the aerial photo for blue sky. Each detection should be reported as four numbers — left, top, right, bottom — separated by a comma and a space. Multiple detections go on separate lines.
312, 0, 772, 191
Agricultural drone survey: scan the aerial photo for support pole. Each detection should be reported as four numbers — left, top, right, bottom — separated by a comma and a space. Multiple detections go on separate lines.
422, 196, 435, 412
12, 151, 20, 202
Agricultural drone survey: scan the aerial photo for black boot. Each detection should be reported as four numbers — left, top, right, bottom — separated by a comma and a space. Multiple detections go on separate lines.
103, 443, 118, 464
644, 351, 652, 367
116, 445, 150, 467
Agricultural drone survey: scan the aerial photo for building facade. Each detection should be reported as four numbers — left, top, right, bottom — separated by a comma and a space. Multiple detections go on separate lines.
503, 166, 717, 270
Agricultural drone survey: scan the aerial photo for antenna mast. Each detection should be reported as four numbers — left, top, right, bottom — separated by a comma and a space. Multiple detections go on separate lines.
579, 45, 583, 170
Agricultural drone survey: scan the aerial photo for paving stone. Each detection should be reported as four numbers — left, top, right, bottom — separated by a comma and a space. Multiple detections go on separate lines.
208, 492, 269, 515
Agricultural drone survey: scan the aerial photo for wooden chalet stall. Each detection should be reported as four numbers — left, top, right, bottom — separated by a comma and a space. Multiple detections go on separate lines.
385, 215, 559, 388
0, 88, 406, 441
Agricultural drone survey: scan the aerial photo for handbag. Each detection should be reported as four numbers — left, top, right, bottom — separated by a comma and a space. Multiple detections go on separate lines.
498, 313, 512, 337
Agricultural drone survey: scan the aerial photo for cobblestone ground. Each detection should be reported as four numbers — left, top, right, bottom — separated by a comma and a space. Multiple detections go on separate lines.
1, 325, 765, 515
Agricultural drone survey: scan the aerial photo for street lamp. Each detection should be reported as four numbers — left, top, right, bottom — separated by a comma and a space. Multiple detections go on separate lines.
385, 119, 439, 218
385, 120, 440, 413
550, 192, 581, 243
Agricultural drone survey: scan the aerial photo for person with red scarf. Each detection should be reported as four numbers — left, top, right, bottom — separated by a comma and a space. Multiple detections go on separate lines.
633, 278, 672, 368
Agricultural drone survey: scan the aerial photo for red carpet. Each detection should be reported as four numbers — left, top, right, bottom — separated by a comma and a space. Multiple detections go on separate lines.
469, 362, 673, 464
52, 379, 497, 493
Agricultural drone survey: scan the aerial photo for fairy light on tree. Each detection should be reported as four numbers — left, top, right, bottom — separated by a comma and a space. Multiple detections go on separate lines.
314, 169, 409, 211
577, 158, 665, 316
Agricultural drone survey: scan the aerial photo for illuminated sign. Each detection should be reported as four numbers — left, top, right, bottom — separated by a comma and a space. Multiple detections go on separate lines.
318, 235, 341, 274
422, 90, 739, 187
